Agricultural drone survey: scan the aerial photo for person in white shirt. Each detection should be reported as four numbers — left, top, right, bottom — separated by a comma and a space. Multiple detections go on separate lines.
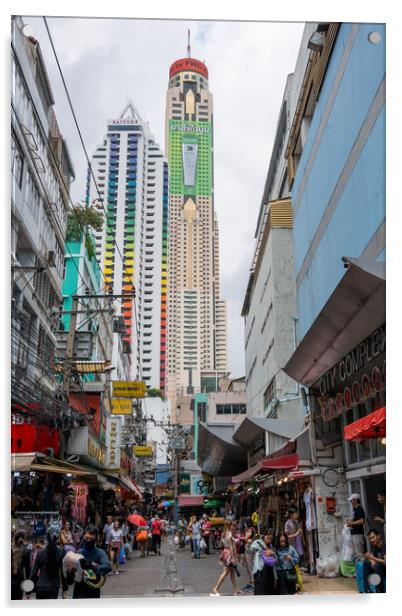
108, 520, 124, 575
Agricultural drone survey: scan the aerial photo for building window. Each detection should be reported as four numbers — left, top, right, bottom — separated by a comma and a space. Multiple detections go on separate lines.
264, 379, 276, 411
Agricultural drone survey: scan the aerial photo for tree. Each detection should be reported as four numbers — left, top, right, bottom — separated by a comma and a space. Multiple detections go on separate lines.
66, 204, 103, 260
147, 388, 164, 399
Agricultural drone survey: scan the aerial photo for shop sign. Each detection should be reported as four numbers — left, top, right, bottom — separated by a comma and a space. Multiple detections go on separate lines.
317, 326, 386, 422
87, 434, 106, 465
111, 398, 133, 414
179, 473, 191, 494
112, 381, 147, 398
133, 445, 153, 457
105, 417, 121, 469
120, 450, 131, 475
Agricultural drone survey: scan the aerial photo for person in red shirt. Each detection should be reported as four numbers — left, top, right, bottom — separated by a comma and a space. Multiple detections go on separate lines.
151, 515, 162, 555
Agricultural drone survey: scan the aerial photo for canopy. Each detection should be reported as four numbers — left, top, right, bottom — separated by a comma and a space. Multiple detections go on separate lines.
178, 495, 205, 507
11, 452, 96, 476
232, 453, 299, 483
203, 499, 224, 509
344, 406, 386, 441
284, 257, 385, 387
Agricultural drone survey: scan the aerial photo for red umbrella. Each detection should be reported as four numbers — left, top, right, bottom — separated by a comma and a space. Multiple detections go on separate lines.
127, 514, 147, 526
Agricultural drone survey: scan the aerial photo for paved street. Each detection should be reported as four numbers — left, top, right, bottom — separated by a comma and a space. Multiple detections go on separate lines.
97, 539, 357, 598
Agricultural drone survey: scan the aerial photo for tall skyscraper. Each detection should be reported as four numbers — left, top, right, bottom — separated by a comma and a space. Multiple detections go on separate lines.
165, 35, 228, 408
87, 102, 168, 389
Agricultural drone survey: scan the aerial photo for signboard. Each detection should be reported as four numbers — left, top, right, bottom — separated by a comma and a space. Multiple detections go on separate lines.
111, 398, 133, 415
67, 426, 106, 467
112, 381, 146, 398
190, 474, 211, 496
105, 417, 121, 469
168, 120, 212, 196
133, 445, 153, 457
169, 58, 208, 79
179, 473, 191, 494
316, 326, 386, 422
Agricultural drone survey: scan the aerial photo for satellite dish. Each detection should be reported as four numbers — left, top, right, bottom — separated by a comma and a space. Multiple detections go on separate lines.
21, 579, 34, 593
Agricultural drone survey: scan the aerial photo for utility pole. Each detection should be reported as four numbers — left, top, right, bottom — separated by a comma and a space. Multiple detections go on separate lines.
63, 295, 79, 394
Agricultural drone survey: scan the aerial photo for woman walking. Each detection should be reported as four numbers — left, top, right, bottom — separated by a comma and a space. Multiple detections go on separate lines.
30, 531, 67, 599
250, 530, 277, 595
240, 524, 256, 591
276, 533, 299, 595
210, 521, 243, 596
187, 515, 195, 554
108, 519, 124, 575
60, 521, 75, 553
191, 515, 202, 559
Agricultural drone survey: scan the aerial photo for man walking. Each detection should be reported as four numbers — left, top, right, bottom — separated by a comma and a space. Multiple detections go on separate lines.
346, 494, 366, 560
102, 515, 114, 553
151, 514, 162, 555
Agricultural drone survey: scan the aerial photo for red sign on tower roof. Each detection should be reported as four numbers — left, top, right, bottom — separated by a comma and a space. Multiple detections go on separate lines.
169, 57, 208, 79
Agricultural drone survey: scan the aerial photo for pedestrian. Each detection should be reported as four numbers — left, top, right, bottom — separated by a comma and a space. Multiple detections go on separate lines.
210, 521, 243, 596
67, 524, 111, 599
201, 514, 212, 555
60, 521, 75, 553
187, 515, 195, 554
102, 515, 114, 553
373, 489, 386, 540
240, 523, 255, 591
276, 533, 299, 595
250, 530, 277, 595
284, 506, 305, 566
177, 516, 186, 550
108, 519, 124, 575
30, 531, 68, 599
135, 524, 148, 558
363, 528, 386, 593
11, 530, 31, 600
191, 514, 202, 559
151, 514, 163, 555
226, 508, 235, 522
346, 494, 366, 561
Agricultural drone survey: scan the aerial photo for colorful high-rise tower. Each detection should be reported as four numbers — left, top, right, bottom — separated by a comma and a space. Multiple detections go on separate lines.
87, 102, 168, 390
165, 33, 228, 410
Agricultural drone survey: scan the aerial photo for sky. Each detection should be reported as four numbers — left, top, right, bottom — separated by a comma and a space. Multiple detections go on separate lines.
22, 16, 305, 378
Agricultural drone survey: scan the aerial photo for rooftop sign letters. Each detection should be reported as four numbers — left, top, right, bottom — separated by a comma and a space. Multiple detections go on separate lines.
169, 58, 208, 79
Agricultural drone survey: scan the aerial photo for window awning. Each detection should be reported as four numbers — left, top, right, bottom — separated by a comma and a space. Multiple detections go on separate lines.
344, 406, 386, 441
178, 495, 205, 507
103, 472, 143, 498
11, 452, 97, 476
232, 453, 299, 483
284, 257, 385, 387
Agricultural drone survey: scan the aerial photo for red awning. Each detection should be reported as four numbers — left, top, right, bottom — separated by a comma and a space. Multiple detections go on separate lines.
344, 406, 386, 441
232, 454, 299, 483
178, 495, 205, 507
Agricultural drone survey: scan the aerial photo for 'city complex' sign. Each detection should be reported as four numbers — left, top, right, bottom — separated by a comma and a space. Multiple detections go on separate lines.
317, 326, 385, 422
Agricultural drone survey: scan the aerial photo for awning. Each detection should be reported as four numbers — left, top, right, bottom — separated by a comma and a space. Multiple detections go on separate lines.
232, 453, 299, 483
284, 257, 385, 387
197, 422, 247, 477
287, 468, 321, 481
103, 472, 143, 498
11, 452, 97, 476
344, 406, 386, 441
233, 417, 304, 446
178, 495, 205, 507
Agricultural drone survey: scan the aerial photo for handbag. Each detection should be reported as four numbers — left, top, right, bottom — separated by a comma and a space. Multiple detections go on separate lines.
220, 547, 233, 566
200, 538, 207, 550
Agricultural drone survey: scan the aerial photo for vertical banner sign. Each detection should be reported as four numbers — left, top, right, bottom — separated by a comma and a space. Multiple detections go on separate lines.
106, 416, 121, 469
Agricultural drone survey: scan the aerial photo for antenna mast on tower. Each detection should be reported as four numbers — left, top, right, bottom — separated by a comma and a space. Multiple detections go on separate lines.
187, 29, 191, 57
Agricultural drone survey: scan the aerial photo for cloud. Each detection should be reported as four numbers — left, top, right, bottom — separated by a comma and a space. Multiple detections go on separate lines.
24, 16, 304, 378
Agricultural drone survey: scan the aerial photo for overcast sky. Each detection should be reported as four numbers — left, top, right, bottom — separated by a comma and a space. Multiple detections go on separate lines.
23, 16, 305, 378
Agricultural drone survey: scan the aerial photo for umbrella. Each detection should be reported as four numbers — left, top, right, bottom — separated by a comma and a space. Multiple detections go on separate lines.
203, 499, 224, 509
127, 514, 147, 526
162, 500, 173, 507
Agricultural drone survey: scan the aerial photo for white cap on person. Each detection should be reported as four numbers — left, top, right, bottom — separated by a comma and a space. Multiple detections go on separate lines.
347, 493, 361, 501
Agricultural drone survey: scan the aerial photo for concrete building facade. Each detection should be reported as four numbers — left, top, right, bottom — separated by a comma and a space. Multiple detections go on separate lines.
165, 42, 228, 412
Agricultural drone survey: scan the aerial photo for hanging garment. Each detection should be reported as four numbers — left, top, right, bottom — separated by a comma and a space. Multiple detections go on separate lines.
267, 494, 279, 513
303, 489, 317, 531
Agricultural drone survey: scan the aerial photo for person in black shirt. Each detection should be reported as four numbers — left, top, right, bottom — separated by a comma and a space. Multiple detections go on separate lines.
346, 493, 366, 560
30, 531, 67, 599
363, 528, 386, 593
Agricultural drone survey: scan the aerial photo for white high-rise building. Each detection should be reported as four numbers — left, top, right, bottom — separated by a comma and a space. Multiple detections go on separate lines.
87, 102, 168, 390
